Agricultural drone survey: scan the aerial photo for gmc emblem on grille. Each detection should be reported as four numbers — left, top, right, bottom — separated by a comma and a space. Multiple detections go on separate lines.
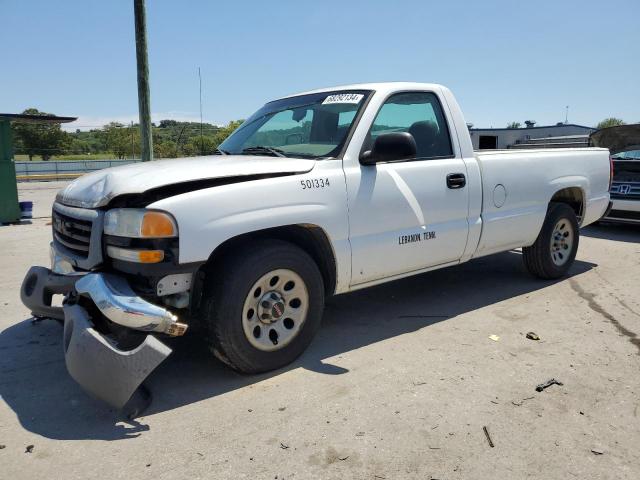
618, 184, 631, 195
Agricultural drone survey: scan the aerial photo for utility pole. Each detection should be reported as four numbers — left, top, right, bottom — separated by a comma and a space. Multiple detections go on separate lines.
565, 105, 569, 124
130, 121, 135, 159
134, 0, 153, 161
198, 67, 204, 156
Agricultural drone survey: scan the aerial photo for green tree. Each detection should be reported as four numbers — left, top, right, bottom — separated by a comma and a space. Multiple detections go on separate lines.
154, 139, 180, 158
183, 136, 218, 156
102, 122, 139, 159
506, 121, 521, 129
596, 118, 626, 129
11, 108, 71, 160
69, 138, 91, 154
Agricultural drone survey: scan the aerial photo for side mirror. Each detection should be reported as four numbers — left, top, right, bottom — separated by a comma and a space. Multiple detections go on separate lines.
360, 132, 417, 165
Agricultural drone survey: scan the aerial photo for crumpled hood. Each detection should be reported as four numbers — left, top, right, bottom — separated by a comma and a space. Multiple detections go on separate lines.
56, 155, 316, 208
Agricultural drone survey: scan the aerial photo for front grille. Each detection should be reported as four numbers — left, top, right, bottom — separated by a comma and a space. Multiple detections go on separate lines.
610, 181, 640, 200
52, 209, 93, 258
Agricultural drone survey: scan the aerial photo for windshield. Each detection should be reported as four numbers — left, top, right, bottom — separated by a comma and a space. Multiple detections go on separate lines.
219, 90, 372, 159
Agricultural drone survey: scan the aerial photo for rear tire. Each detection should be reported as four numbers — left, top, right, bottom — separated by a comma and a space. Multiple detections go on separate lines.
523, 203, 579, 279
199, 239, 324, 373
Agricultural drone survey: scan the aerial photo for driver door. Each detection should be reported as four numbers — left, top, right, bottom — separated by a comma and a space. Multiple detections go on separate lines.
345, 91, 470, 285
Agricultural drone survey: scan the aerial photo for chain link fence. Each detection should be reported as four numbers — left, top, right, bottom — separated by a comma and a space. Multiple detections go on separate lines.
15, 159, 140, 181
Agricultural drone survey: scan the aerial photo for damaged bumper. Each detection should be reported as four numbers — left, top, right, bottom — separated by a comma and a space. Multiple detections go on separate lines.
63, 303, 171, 408
20, 266, 187, 409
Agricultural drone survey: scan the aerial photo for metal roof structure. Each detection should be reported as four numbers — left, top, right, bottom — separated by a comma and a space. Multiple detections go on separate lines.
469, 123, 593, 132
0, 113, 77, 124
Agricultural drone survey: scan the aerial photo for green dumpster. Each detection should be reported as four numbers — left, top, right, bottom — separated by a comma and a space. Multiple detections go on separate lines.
0, 120, 21, 223
0, 113, 76, 223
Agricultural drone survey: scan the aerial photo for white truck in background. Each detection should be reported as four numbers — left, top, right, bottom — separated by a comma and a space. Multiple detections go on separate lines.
21, 82, 611, 412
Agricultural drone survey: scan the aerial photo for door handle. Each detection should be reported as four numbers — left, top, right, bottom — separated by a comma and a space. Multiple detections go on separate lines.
446, 173, 466, 189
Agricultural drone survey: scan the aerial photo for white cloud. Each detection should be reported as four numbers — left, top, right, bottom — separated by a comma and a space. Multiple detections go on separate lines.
62, 111, 223, 131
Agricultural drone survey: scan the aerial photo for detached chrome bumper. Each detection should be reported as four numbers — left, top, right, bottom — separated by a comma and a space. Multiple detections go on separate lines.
20, 266, 188, 409
20, 266, 188, 336
75, 273, 188, 336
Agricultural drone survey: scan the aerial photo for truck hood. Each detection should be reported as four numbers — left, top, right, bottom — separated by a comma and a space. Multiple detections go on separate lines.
56, 155, 316, 208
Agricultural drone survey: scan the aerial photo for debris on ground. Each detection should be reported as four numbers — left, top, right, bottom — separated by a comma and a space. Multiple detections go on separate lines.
338, 455, 349, 461
356, 432, 365, 436
535, 378, 564, 392
483, 426, 495, 448
0, 444, 6, 449
489, 335, 500, 342
526, 332, 540, 341
591, 448, 604, 455
280, 443, 289, 450
25, 445, 34, 453
278, 407, 286, 411
511, 396, 535, 406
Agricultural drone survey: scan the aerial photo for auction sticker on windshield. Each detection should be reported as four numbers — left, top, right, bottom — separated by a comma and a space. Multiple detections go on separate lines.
322, 93, 364, 105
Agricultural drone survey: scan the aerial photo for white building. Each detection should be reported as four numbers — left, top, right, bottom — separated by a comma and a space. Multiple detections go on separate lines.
469, 123, 595, 150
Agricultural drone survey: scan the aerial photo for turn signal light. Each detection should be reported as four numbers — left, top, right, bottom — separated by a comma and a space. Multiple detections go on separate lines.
107, 246, 165, 264
142, 211, 177, 238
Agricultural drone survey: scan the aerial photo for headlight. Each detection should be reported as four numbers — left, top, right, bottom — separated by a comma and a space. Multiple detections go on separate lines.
104, 209, 178, 238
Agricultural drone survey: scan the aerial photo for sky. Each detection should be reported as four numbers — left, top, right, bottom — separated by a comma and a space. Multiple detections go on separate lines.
1, 0, 639, 131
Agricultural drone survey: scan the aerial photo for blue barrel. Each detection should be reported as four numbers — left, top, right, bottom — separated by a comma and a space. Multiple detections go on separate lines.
19, 201, 33, 219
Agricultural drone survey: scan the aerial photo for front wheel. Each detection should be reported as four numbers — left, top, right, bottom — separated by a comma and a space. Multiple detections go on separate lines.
523, 203, 579, 279
199, 239, 324, 373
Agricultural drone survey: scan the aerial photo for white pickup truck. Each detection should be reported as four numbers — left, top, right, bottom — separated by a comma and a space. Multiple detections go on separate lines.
21, 82, 611, 411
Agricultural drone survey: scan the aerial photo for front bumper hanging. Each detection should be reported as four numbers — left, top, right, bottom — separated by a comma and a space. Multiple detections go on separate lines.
63, 303, 171, 409
20, 265, 187, 409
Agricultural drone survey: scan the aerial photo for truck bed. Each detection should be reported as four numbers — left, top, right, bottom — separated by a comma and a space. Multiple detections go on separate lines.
471, 147, 610, 257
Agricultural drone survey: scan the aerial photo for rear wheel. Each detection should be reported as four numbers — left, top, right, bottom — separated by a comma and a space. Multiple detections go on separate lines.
523, 203, 579, 279
199, 239, 324, 373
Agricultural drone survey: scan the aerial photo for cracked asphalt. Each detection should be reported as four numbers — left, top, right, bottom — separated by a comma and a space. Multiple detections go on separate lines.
1, 181, 639, 479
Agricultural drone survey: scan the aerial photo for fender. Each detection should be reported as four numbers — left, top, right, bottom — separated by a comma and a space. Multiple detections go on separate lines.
148, 160, 353, 293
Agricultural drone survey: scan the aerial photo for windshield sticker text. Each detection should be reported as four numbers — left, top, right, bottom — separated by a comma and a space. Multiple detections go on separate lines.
398, 231, 436, 245
301, 178, 331, 190
322, 93, 364, 105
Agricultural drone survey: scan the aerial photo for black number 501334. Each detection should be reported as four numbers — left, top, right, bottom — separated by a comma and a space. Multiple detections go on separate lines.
301, 178, 330, 190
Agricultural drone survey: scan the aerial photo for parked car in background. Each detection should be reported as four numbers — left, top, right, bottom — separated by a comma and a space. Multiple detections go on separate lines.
591, 125, 640, 224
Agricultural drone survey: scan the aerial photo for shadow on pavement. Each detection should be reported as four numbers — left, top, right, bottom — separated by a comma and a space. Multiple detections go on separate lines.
0, 251, 596, 441
582, 222, 640, 243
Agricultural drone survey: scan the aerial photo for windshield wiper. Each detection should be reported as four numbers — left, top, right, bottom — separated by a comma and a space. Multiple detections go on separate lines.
214, 148, 229, 155
241, 146, 286, 157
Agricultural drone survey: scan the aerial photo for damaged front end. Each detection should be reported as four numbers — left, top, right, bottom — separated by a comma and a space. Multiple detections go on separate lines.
21, 248, 189, 411
20, 202, 191, 409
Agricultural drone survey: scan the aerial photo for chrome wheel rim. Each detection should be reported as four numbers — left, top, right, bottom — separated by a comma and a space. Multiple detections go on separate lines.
242, 269, 309, 352
550, 219, 574, 266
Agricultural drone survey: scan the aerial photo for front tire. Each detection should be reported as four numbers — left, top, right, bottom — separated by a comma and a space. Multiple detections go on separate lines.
523, 203, 579, 279
199, 239, 324, 373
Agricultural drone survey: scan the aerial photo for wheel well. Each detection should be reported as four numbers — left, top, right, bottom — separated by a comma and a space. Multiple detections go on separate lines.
550, 187, 584, 222
202, 225, 337, 297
